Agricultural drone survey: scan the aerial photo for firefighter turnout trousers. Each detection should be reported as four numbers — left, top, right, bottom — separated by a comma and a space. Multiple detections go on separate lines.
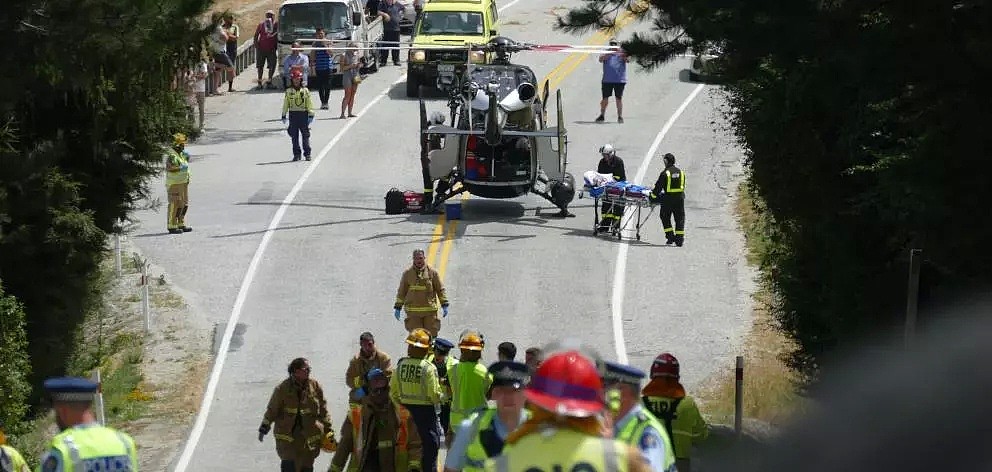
659, 193, 685, 245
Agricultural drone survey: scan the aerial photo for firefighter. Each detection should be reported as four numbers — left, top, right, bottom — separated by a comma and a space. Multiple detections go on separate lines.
641, 353, 709, 472
394, 249, 449, 337
281, 67, 315, 162
597, 144, 627, 230
601, 361, 677, 472
428, 337, 458, 442
0, 420, 30, 472
390, 329, 444, 472
481, 351, 651, 472
346, 331, 393, 408
330, 368, 423, 472
35, 377, 138, 472
258, 357, 336, 472
165, 132, 192, 234
444, 361, 531, 472
649, 153, 686, 246
449, 330, 493, 433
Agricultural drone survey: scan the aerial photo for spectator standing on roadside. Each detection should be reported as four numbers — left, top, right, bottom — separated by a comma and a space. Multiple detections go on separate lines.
282, 41, 310, 88
339, 42, 362, 118
595, 38, 628, 124
254, 10, 279, 89
188, 53, 208, 129
311, 27, 333, 110
377, 0, 405, 66
222, 14, 240, 92
210, 20, 235, 95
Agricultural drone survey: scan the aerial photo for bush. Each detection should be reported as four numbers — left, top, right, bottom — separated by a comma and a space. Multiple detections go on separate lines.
0, 281, 32, 436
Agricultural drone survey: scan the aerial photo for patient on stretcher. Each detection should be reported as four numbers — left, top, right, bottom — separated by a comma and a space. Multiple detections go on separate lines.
583, 170, 652, 201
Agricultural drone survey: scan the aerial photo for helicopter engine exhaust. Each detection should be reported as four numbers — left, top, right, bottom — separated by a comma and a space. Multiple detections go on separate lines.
499, 82, 537, 112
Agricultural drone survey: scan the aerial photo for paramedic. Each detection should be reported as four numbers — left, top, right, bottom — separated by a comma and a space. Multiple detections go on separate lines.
394, 249, 449, 337
598, 143, 627, 230
641, 353, 709, 472
649, 153, 686, 246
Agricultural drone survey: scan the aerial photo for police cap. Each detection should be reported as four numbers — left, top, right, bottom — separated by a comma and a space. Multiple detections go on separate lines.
600, 361, 646, 386
489, 361, 530, 389
44, 377, 98, 403
433, 337, 454, 354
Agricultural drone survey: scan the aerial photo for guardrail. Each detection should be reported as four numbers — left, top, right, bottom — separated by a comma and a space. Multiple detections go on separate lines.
206, 38, 257, 92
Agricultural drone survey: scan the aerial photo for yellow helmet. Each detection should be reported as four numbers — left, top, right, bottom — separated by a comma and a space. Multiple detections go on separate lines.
406, 328, 431, 348
173, 133, 187, 146
320, 431, 337, 452
458, 330, 485, 351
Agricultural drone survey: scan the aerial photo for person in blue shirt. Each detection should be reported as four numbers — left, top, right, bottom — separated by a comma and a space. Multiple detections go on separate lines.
596, 38, 629, 124
601, 361, 677, 472
311, 28, 334, 109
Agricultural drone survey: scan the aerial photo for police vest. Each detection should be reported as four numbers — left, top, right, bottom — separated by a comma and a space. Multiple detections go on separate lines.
393, 357, 438, 405
284, 87, 312, 113
616, 408, 676, 471
0, 444, 29, 472
47, 425, 137, 472
165, 149, 190, 186
486, 427, 633, 472
339, 404, 416, 472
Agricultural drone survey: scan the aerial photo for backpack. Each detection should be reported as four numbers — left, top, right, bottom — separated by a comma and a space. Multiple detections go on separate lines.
643, 395, 683, 443
385, 188, 406, 214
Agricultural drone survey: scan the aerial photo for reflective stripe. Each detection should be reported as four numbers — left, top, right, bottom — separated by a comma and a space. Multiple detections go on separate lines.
603, 438, 619, 472
665, 169, 685, 193
405, 306, 438, 313
63, 436, 83, 470
495, 454, 508, 472
378, 439, 394, 448
274, 433, 295, 442
674, 230, 685, 235
351, 406, 364, 461
285, 407, 313, 414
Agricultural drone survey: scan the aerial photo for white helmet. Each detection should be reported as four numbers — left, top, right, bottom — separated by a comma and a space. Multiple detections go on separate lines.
599, 144, 615, 156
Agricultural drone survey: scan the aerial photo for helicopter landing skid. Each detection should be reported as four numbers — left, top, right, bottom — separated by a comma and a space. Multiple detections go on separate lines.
532, 189, 576, 218
421, 184, 468, 214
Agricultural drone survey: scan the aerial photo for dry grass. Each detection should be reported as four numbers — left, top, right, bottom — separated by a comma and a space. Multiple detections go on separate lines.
209, 0, 285, 46
694, 183, 811, 428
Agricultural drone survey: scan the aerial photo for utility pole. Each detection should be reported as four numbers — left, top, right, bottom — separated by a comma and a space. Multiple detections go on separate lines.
904, 248, 923, 349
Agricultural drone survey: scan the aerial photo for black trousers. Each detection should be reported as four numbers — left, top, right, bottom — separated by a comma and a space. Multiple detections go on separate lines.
660, 194, 685, 242
405, 404, 440, 472
601, 200, 625, 226
315, 70, 331, 105
287, 111, 311, 158
380, 30, 401, 64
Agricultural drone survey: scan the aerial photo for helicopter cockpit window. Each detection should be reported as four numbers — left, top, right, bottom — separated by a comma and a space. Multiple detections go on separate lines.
418, 11, 485, 35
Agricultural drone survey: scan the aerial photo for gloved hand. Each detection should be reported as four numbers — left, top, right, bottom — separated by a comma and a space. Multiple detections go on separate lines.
179, 163, 189, 171
394, 308, 402, 320
281, 116, 287, 125
308, 115, 314, 126
441, 304, 449, 317
353, 385, 366, 399
258, 423, 270, 442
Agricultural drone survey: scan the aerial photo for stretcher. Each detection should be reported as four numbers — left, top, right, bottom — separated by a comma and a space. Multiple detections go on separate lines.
579, 175, 656, 241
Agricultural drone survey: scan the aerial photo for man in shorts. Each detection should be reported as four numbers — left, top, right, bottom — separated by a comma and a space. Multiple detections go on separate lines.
254, 10, 279, 89
596, 38, 629, 124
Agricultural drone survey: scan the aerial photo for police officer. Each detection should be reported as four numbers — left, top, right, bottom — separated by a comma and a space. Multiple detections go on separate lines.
602, 362, 677, 472
641, 353, 708, 472
0, 420, 30, 472
444, 361, 530, 472
649, 153, 686, 246
36, 377, 138, 472
281, 67, 315, 162
428, 337, 458, 441
165, 133, 192, 234
394, 249, 450, 337
258, 357, 336, 472
390, 329, 444, 472
597, 144, 627, 230
482, 350, 651, 472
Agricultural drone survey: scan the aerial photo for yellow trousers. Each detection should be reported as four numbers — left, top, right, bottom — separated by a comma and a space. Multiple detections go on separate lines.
167, 182, 189, 230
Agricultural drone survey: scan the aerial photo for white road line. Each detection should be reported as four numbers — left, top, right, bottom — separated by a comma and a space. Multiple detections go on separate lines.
173, 1, 526, 470
610, 83, 705, 364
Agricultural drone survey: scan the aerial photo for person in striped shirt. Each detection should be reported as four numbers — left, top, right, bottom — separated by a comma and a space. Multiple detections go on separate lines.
311, 27, 334, 109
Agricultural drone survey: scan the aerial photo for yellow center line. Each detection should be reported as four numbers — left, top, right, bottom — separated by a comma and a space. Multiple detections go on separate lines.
427, 8, 641, 279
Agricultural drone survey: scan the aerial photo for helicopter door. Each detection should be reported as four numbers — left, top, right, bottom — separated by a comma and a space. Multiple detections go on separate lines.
535, 90, 567, 178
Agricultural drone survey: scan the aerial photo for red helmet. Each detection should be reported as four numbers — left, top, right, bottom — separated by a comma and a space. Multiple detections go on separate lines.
650, 353, 680, 379
290, 66, 304, 80
525, 350, 604, 417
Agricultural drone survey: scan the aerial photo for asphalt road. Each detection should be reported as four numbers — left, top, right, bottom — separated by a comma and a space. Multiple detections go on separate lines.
130, 0, 755, 469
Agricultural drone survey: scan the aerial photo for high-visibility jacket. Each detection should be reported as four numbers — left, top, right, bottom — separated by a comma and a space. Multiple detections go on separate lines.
394, 265, 448, 314
282, 86, 315, 116
426, 354, 458, 404
329, 402, 422, 472
36, 423, 138, 472
165, 148, 190, 186
262, 378, 334, 452
641, 394, 708, 459
615, 406, 677, 472
0, 444, 30, 472
650, 165, 685, 199
484, 426, 646, 472
449, 361, 493, 427
461, 407, 531, 471
390, 357, 443, 406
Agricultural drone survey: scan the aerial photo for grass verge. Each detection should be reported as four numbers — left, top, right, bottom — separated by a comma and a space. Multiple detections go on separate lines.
11, 239, 210, 469
694, 182, 810, 430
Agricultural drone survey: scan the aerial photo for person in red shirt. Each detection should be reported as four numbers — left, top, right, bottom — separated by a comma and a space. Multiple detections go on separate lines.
254, 10, 279, 89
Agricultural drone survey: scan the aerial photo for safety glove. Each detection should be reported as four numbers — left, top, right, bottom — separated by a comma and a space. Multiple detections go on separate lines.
258, 422, 270, 442
281, 116, 287, 125
441, 304, 449, 317
394, 308, 402, 320
308, 116, 315, 126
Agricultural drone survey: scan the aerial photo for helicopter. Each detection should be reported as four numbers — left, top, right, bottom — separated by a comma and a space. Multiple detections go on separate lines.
290, 36, 621, 217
